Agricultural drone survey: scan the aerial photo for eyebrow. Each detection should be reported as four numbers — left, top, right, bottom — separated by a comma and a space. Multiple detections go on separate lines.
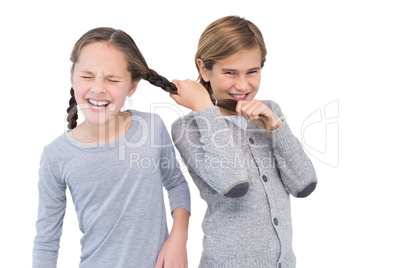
79, 71, 95, 75
222, 67, 261, 72
78, 71, 123, 79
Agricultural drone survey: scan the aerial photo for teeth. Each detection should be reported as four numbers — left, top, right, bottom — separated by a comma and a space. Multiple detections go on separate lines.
230, 94, 247, 98
88, 99, 109, 107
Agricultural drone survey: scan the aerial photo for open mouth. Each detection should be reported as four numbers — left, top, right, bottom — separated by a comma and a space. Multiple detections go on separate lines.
228, 93, 250, 100
87, 99, 110, 110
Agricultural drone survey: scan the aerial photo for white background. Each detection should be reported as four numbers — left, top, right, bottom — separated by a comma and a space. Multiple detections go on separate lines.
1, 0, 401, 267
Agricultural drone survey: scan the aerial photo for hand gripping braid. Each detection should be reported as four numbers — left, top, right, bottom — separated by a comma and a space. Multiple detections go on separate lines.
146, 69, 238, 112
66, 70, 238, 130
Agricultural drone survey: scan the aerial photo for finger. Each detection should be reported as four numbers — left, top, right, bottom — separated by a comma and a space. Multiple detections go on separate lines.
239, 99, 256, 112
154, 245, 166, 268
169, 93, 180, 104
172, 79, 182, 90
154, 254, 164, 268
240, 100, 259, 120
237, 100, 254, 117
244, 101, 262, 120
270, 114, 283, 129
236, 101, 242, 117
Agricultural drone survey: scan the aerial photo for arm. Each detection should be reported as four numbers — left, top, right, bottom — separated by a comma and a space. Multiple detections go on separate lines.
157, 114, 191, 213
33, 151, 66, 268
267, 101, 317, 197
234, 99, 317, 197
170, 80, 250, 198
155, 117, 190, 268
154, 208, 190, 268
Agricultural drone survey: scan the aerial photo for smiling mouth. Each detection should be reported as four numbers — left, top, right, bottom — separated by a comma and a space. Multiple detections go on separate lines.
228, 93, 250, 100
87, 99, 110, 110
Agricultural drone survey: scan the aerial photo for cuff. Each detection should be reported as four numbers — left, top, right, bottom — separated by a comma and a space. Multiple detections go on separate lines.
223, 181, 249, 198
295, 180, 317, 198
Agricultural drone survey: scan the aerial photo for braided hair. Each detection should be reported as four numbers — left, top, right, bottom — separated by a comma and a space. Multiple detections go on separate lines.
67, 27, 177, 130
144, 69, 237, 111
66, 87, 78, 129
67, 27, 236, 129
144, 69, 178, 94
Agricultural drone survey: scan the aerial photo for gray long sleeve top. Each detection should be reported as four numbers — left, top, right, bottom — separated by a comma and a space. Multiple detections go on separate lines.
33, 110, 191, 268
171, 100, 317, 268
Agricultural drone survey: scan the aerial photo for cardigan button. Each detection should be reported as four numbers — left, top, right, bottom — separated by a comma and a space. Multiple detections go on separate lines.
262, 175, 268, 182
273, 218, 279, 226
249, 138, 254, 144
278, 263, 282, 268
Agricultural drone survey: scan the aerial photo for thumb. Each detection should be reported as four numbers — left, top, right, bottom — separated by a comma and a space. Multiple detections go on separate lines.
169, 92, 181, 104
171, 79, 180, 91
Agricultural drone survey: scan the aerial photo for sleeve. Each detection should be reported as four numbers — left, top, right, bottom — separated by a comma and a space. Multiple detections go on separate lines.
267, 101, 318, 198
171, 107, 249, 198
158, 115, 191, 215
32, 151, 66, 268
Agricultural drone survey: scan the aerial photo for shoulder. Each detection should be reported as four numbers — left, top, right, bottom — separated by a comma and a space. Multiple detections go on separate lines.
171, 106, 222, 131
171, 111, 199, 133
128, 110, 173, 147
129, 109, 165, 129
129, 109, 161, 122
172, 111, 197, 129
43, 133, 70, 155
171, 111, 200, 144
40, 133, 72, 175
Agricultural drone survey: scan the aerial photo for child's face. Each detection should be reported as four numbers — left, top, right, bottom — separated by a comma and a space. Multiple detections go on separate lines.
71, 41, 138, 126
199, 48, 262, 103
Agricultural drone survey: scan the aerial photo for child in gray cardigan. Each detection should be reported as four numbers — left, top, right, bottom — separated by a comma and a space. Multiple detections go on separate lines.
170, 16, 317, 268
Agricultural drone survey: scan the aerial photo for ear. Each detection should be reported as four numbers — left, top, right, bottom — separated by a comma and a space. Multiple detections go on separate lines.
196, 58, 210, 82
127, 80, 139, 97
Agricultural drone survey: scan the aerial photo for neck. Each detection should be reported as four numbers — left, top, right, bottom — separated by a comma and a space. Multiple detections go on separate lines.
70, 111, 132, 145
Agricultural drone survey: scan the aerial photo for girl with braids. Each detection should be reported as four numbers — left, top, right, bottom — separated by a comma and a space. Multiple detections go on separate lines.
169, 16, 317, 268
33, 27, 190, 268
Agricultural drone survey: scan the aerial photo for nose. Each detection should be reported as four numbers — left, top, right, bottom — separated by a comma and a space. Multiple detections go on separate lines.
90, 76, 107, 95
235, 75, 249, 92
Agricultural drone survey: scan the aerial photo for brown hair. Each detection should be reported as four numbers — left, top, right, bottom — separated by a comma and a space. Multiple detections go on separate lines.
67, 27, 177, 129
195, 16, 267, 95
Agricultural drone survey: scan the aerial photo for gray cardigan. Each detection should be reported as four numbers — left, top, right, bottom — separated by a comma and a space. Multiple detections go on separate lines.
171, 100, 317, 268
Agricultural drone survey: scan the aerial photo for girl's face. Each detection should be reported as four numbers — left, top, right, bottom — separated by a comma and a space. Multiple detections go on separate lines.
198, 47, 262, 105
71, 41, 138, 126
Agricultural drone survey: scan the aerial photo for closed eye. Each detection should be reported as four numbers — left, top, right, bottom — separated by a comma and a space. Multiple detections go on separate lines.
107, 79, 121, 83
247, 68, 261, 75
